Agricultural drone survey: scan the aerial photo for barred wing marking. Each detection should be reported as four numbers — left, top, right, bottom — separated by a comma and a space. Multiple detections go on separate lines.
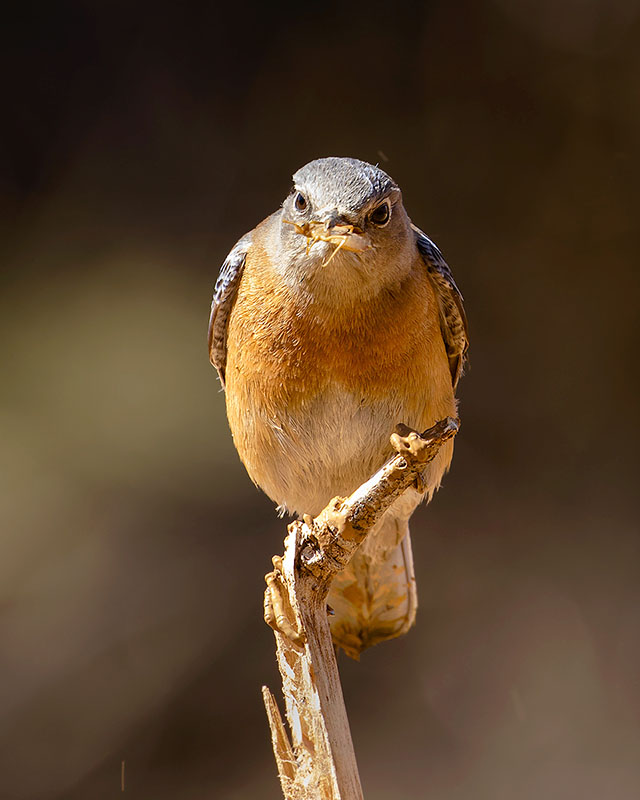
413, 224, 469, 388
208, 233, 251, 386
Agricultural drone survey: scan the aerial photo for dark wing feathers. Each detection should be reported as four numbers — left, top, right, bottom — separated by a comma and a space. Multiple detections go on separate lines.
208, 233, 251, 386
209, 225, 467, 389
413, 224, 469, 388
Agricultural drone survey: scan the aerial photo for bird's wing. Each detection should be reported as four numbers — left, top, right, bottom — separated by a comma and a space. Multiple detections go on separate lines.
413, 224, 469, 388
208, 232, 252, 387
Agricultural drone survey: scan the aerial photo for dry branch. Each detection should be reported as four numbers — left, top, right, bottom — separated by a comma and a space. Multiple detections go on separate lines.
262, 417, 459, 800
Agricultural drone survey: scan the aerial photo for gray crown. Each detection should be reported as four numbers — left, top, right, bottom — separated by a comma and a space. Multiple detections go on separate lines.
292, 157, 397, 212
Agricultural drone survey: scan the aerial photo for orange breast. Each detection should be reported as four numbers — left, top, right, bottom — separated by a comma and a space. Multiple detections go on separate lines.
223, 237, 456, 513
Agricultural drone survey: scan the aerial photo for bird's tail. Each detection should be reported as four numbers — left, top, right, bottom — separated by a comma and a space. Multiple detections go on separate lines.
327, 513, 417, 660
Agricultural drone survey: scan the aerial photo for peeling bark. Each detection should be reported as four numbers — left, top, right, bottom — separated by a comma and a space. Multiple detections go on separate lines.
262, 417, 459, 800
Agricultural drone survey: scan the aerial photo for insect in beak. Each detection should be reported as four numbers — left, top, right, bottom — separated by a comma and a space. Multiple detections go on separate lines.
282, 219, 370, 265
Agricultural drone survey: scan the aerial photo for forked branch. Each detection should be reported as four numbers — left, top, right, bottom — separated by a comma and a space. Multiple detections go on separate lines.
262, 417, 459, 800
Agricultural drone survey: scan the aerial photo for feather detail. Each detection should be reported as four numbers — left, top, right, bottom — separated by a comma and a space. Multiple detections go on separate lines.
223, 229, 456, 517
208, 232, 252, 386
413, 225, 469, 388
328, 515, 417, 660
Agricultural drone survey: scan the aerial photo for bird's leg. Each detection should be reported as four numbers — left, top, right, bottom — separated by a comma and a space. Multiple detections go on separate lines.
281, 219, 307, 236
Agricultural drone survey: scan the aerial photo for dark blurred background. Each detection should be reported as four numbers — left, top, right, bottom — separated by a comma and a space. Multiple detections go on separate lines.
1, 1, 639, 798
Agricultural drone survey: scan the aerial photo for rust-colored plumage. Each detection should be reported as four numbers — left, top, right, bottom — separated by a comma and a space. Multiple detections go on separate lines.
209, 157, 467, 657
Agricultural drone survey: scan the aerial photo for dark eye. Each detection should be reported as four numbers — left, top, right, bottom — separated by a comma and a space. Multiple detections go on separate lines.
369, 201, 391, 226
294, 192, 308, 212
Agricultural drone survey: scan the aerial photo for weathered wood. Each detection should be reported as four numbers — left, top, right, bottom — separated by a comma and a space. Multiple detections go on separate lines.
262, 417, 459, 800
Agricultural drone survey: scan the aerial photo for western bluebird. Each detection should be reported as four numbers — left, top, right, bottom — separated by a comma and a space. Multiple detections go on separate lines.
209, 157, 468, 658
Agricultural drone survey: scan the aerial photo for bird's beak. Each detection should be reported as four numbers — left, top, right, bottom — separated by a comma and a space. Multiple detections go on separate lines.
282, 215, 370, 263
319, 218, 370, 253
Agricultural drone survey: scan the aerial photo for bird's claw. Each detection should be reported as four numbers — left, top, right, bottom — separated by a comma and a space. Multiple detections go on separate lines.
264, 558, 306, 646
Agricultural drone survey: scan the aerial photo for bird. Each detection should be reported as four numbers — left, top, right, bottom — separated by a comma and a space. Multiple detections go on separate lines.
208, 156, 468, 659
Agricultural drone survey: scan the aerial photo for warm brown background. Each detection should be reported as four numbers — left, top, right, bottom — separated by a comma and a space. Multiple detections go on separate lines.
1, 1, 639, 798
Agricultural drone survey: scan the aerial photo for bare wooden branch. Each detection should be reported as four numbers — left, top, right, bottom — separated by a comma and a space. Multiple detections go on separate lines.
262, 417, 459, 800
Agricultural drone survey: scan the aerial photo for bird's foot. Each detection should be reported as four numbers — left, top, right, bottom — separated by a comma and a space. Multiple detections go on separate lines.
391, 419, 459, 492
263, 555, 306, 646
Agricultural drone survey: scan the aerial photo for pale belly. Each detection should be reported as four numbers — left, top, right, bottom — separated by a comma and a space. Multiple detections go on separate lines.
227, 382, 454, 517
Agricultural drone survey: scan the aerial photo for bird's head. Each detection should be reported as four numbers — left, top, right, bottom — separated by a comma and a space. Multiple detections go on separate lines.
277, 157, 414, 303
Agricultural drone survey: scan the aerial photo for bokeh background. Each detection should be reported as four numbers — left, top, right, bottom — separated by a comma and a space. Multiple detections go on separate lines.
2, 1, 639, 798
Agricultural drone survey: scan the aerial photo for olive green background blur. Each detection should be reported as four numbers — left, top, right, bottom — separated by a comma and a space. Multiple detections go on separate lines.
1, 1, 639, 798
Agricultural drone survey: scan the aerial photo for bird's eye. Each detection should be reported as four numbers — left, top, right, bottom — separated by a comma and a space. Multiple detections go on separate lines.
369, 201, 391, 226
294, 192, 308, 212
